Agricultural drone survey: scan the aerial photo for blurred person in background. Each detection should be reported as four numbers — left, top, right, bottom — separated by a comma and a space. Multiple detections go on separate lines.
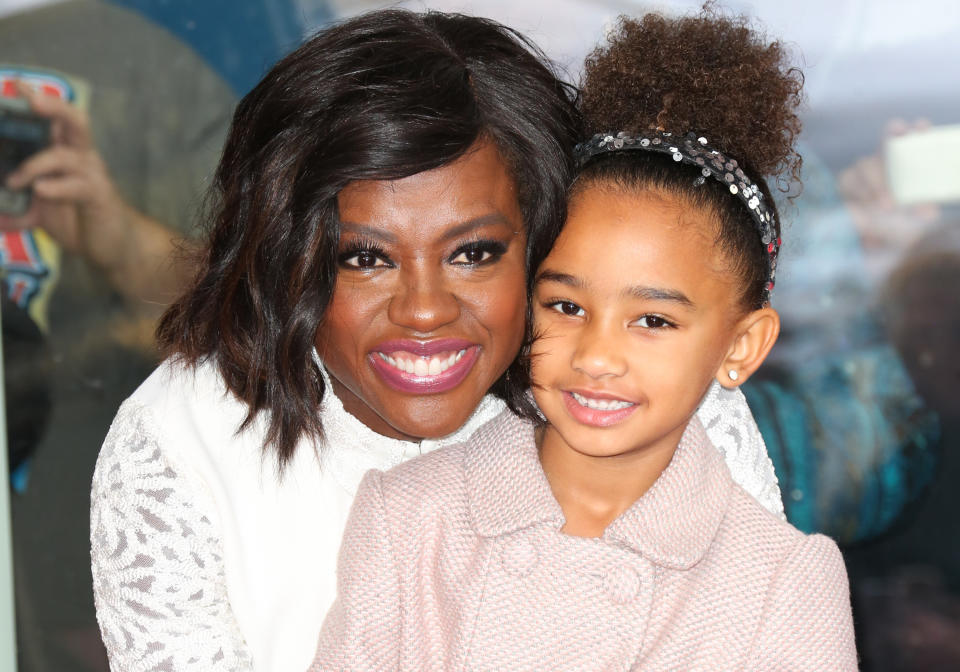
843, 222, 960, 671
0, 1, 246, 669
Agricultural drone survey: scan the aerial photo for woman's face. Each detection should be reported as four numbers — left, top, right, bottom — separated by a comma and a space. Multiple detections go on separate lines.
316, 140, 528, 441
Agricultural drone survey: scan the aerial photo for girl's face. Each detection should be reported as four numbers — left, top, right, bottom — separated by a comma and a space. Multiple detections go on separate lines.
315, 140, 528, 441
531, 185, 746, 461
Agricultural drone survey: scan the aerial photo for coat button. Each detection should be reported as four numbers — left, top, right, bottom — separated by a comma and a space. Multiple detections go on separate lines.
603, 565, 641, 603
500, 537, 539, 577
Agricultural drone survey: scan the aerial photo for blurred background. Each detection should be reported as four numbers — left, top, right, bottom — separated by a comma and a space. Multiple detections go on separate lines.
0, 0, 957, 669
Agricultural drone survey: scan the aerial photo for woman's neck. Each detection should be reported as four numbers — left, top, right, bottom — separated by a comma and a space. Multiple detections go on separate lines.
536, 424, 682, 538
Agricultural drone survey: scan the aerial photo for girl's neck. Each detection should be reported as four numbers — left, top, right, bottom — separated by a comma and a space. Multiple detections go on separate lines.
536, 424, 683, 538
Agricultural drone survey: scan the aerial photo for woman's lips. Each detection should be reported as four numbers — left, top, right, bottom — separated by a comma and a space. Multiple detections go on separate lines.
561, 389, 638, 427
368, 339, 480, 394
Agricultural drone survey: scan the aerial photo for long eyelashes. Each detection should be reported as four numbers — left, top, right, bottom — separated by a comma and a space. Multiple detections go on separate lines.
633, 314, 676, 330
541, 299, 585, 317
448, 239, 508, 265
538, 298, 677, 330
337, 236, 390, 269
337, 236, 509, 270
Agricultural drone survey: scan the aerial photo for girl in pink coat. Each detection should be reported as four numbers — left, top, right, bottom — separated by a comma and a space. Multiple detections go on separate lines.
311, 10, 857, 671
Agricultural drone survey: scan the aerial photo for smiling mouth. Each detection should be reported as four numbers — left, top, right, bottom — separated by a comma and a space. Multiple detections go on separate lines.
376, 349, 468, 377
569, 391, 635, 411
368, 343, 480, 394
562, 390, 638, 427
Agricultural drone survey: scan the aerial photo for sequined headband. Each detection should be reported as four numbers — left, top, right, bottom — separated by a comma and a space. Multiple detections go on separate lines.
575, 130, 781, 302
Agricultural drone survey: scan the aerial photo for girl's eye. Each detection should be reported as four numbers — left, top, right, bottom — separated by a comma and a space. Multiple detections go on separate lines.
635, 314, 673, 329
449, 241, 507, 265
548, 300, 585, 317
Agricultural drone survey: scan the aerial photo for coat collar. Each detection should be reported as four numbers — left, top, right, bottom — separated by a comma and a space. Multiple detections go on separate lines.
464, 411, 733, 570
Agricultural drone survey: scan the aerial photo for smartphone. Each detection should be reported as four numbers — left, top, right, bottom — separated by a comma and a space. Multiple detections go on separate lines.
886, 124, 960, 206
0, 96, 50, 215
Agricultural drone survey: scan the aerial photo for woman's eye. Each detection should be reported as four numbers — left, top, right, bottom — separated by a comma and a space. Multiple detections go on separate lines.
635, 315, 671, 329
339, 250, 389, 269
449, 241, 507, 265
549, 301, 585, 317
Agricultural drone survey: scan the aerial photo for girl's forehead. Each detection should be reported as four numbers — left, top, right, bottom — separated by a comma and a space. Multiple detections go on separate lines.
561, 187, 715, 253
543, 187, 733, 299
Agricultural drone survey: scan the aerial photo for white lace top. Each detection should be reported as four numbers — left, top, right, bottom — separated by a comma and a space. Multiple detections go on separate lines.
90, 358, 783, 672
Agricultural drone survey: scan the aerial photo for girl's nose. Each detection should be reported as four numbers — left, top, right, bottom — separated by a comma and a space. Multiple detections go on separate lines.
570, 321, 627, 379
387, 264, 461, 333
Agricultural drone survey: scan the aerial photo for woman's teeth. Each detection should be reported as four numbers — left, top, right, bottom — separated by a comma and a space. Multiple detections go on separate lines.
571, 392, 634, 411
378, 349, 467, 376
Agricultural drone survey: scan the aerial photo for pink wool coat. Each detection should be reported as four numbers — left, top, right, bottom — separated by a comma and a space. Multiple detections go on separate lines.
311, 410, 857, 671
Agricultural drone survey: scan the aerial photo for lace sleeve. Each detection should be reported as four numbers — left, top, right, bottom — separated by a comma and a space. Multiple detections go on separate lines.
696, 382, 785, 519
90, 400, 254, 671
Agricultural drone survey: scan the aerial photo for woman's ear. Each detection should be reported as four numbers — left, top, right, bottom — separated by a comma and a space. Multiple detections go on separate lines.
715, 307, 780, 388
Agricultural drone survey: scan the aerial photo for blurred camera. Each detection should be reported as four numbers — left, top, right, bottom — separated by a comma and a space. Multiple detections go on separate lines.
886, 124, 960, 206
0, 96, 50, 215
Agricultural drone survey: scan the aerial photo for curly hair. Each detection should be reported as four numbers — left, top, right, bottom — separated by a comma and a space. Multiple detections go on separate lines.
567, 8, 804, 311
581, 9, 803, 183
157, 9, 581, 468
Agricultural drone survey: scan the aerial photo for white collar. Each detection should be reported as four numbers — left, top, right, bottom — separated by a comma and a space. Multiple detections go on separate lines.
314, 354, 506, 496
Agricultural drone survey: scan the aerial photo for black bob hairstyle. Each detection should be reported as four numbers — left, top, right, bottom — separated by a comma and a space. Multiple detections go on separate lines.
157, 9, 582, 467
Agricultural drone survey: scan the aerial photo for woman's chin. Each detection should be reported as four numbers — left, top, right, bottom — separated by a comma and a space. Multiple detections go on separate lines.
380, 404, 478, 442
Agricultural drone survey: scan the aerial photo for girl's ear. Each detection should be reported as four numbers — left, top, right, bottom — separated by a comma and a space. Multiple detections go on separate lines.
715, 307, 780, 388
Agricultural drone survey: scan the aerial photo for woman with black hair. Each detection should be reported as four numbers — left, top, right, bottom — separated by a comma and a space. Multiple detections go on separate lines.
89, 9, 781, 671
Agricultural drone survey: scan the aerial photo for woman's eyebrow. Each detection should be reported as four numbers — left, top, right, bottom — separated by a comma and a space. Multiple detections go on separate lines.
439, 213, 513, 242
338, 221, 399, 244
339, 214, 513, 245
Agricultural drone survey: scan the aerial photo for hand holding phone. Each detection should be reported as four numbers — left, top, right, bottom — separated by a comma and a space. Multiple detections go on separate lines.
0, 96, 50, 215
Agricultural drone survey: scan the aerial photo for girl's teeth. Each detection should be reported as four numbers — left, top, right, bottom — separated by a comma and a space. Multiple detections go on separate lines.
571, 392, 633, 411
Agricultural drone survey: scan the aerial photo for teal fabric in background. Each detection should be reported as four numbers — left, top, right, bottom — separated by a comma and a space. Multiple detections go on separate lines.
745, 347, 939, 545
746, 144, 941, 545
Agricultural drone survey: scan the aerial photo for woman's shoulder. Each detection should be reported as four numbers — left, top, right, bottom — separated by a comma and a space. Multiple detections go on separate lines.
128, 356, 232, 413
100, 356, 264, 481
126, 356, 249, 438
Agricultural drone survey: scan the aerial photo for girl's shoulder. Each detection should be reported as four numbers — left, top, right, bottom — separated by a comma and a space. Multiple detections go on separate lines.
720, 484, 847, 580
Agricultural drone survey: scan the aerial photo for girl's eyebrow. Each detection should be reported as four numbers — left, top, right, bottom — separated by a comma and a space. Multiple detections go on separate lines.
625, 285, 694, 307
535, 269, 583, 288
536, 268, 694, 307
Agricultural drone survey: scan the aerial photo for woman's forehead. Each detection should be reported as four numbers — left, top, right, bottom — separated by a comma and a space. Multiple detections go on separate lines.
336, 140, 524, 240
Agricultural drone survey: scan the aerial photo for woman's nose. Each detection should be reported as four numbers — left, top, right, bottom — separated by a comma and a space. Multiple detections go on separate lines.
387, 263, 461, 333
570, 320, 627, 379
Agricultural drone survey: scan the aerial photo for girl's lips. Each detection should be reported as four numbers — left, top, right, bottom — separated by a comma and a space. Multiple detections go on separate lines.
368, 342, 481, 395
561, 390, 638, 427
